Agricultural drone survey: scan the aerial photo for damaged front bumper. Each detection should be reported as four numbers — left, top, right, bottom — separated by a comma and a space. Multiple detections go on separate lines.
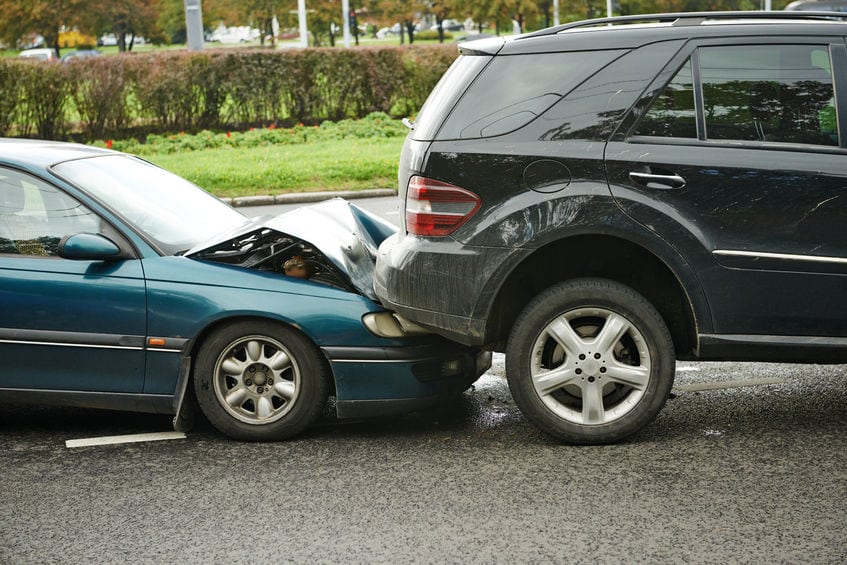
321, 340, 492, 419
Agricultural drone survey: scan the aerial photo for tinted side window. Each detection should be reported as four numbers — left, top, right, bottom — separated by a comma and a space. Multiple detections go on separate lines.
634, 44, 838, 146
437, 50, 623, 140
633, 60, 696, 138
412, 54, 492, 141
538, 40, 684, 142
701, 45, 837, 146
0, 169, 99, 256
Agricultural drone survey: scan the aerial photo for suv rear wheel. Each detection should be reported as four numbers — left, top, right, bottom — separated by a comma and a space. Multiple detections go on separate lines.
506, 278, 674, 444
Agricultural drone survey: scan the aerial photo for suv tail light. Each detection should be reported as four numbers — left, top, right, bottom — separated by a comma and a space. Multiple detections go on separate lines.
405, 176, 481, 237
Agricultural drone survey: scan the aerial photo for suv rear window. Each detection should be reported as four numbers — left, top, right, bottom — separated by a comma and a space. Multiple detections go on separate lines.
422, 50, 622, 141
412, 54, 492, 141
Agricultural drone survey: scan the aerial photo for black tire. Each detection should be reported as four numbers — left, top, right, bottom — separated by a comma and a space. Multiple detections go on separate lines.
193, 320, 328, 441
506, 278, 674, 444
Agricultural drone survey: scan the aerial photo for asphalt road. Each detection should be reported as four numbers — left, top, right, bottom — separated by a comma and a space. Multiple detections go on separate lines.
2, 195, 846, 563
2, 358, 846, 563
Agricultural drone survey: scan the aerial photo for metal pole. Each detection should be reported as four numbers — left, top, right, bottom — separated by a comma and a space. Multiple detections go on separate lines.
298, 0, 308, 47
342, 0, 351, 47
184, 0, 204, 51
553, 0, 560, 26
607, 0, 613, 18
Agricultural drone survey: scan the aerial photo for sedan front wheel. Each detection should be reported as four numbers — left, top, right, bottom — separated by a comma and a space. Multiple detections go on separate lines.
194, 321, 328, 441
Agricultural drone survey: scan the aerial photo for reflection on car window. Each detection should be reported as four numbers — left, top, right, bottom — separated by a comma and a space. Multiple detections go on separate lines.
633, 60, 696, 138
437, 50, 622, 140
53, 155, 249, 255
413, 54, 491, 141
701, 45, 836, 145
635, 45, 838, 146
0, 168, 98, 256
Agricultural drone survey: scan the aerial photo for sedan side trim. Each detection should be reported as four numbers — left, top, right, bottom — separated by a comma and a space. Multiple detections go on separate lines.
0, 387, 174, 414
0, 328, 145, 350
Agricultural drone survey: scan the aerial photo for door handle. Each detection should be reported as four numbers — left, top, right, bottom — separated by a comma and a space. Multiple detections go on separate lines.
628, 171, 686, 189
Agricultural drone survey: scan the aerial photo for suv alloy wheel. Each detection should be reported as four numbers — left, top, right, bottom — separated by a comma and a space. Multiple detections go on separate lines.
506, 279, 675, 444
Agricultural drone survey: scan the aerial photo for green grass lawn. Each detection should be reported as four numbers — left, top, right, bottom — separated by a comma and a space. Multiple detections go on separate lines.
148, 136, 403, 198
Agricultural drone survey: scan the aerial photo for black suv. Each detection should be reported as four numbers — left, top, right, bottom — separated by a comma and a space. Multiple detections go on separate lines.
374, 12, 847, 444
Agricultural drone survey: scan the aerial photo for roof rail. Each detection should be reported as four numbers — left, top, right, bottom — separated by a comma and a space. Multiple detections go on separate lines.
521, 10, 847, 39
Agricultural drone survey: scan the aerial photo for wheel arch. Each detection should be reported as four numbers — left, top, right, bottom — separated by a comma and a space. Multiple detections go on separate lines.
483, 234, 702, 359
185, 314, 336, 394
184, 314, 334, 440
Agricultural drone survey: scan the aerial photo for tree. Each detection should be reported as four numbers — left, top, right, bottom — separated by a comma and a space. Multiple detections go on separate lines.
374, 0, 428, 44
304, 0, 343, 47
85, 0, 163, 52
454, 0, 495, 33
0, 0, 85, 56
243, 0, 277, 46
619, 0, 762, 15
470, 0, 539, 34
430, 0, 459, 43
536, 0, 554, 28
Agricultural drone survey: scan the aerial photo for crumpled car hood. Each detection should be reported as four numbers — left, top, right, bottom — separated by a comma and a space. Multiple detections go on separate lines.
186, 198, 398, 301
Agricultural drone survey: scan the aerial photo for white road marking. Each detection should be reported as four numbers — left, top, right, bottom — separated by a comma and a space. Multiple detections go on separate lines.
676, 366, 701, 372
673, 377, 788, 393
65, 431, 186, 448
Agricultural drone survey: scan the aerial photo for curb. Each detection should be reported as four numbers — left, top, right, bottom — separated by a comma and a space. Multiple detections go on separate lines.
223, 188, 397, 207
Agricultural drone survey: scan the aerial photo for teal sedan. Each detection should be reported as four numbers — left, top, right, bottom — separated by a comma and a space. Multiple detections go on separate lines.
0, 140, 490, 440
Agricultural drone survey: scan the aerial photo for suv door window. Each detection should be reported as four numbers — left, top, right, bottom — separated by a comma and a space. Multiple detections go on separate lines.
635, 44, 838, 146
632, 60, 697, 138
701, 45, 837, 145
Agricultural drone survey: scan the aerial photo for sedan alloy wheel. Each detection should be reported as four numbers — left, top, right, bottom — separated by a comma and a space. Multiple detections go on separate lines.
213, 335, 301, 425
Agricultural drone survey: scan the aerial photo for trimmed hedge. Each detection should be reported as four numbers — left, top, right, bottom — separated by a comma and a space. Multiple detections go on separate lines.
0, 45, 457, 141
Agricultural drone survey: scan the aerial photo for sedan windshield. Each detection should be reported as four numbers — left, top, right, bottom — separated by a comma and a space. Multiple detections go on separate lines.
52, 155, 249, 254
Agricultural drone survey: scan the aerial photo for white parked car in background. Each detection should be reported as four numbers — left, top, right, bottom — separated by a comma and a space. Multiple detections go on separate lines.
209, 25, 260, 44
18, 48, 57, 61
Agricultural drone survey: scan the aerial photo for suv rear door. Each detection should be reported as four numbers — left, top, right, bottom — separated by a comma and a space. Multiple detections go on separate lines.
606, 37, 847, 339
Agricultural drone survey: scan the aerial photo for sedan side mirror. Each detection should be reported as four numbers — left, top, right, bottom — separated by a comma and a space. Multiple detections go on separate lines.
58, 233, 123, 261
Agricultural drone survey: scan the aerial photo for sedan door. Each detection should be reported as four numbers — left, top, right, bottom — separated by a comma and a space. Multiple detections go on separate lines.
0, 167, 147, 393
